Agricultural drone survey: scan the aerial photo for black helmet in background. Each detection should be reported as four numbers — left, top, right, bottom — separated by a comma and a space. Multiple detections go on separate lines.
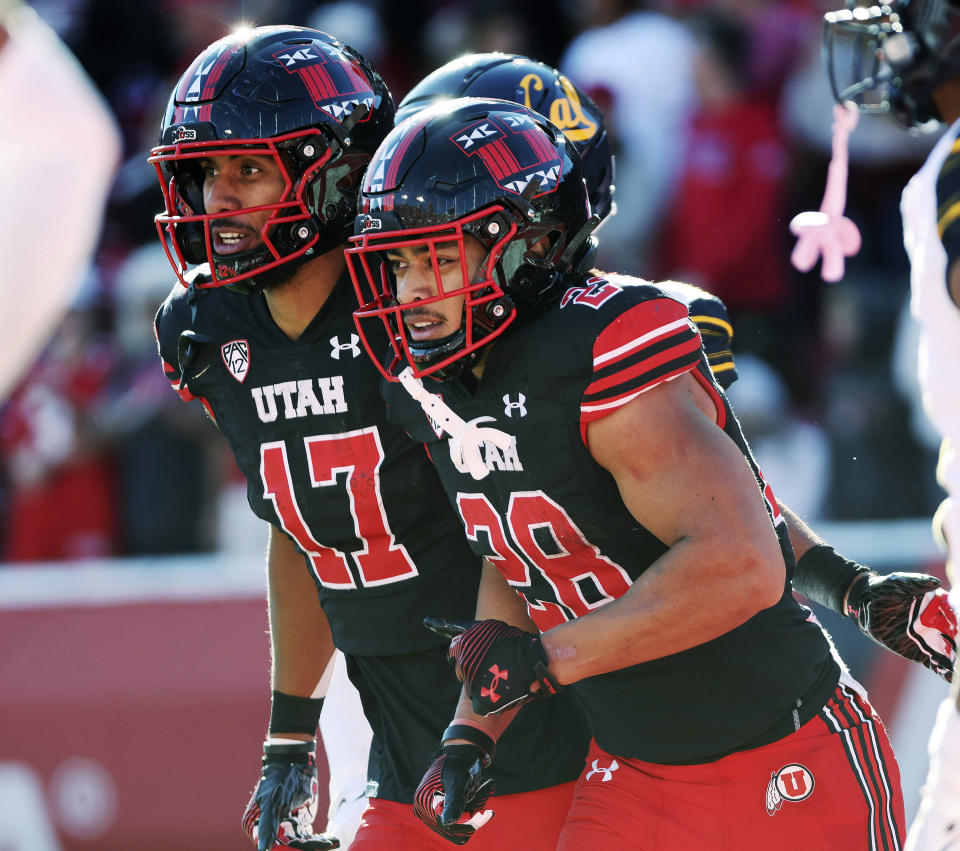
396, 53, 615, 223
824, 0, 960, 130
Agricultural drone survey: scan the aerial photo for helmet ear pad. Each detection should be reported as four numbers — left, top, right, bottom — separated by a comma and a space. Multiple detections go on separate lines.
488, 234, 562, 319
508, 263, 562, 315
304, 152, 369, 254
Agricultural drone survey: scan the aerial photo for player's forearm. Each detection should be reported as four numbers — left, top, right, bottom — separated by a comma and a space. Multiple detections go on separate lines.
540, 533, 784, 686
476, 559, 537, 629
267, 524, 336, 695
780, 502, 824, 562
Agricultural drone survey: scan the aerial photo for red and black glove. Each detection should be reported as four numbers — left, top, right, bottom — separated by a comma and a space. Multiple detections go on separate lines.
424, 617, 563, 715
242, 739, 339, 850
413, 724, 496, 846
846, 572, 957, 682
794, 544, 958, 682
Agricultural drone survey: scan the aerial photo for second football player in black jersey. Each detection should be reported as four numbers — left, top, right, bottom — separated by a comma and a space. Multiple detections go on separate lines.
150, 27, 587, 851
349, 97, 907, 849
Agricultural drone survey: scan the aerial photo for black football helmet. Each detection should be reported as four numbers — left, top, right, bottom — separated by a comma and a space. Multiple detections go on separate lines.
348, 98, 596, 381
149, 26, 394, 292
824, 1, 960, 130
395, 53, 615, 224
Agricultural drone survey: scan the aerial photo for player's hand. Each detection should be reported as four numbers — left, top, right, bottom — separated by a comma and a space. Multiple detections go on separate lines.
413, 741, 495, 845
424, 617, 562, 715
845, 572, 957, 682
242, 739, 339, 850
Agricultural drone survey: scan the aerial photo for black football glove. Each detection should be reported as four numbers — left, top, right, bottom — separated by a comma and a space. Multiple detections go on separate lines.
846, 572, 957, 682
242, 740, 339, 851
424, 617, 562, 715
413, 734, 495, 845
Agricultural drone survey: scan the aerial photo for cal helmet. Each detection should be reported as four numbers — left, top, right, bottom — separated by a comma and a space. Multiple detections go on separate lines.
824, 1, 960, 130
149, 26, 394, 292
347, 97, 596, 381
395, 53, 615, 223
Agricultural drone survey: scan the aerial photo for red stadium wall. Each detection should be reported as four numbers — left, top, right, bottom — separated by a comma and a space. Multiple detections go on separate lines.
0, 562, 330, 850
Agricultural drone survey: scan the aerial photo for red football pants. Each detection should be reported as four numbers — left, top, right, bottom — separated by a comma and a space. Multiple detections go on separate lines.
349, 781, 576, 850
558, 682, 905, 850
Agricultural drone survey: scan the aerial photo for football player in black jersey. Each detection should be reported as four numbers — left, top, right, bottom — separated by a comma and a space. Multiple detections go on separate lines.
349, 98, 907, 848
389, 51, 956, 693
150, 28, 589, 851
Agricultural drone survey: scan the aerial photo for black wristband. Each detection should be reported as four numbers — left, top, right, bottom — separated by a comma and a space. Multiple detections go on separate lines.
793, 544, 870, 615
268, 689, 325, 736
441, 723, 496, 762
263, 739, 314, 765
533, 658, 564, 697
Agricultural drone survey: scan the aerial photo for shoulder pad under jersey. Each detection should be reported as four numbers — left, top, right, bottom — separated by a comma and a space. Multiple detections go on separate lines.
655, 280, 736, 389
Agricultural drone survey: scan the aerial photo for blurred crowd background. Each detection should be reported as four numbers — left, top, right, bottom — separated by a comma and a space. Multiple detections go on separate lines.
0, 0, 946, 564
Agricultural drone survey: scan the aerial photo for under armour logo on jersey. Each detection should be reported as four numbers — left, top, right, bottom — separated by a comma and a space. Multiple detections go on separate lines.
330, 334, 361, 359
585, 758, 620, 782
221, 339, 250, 383
480, 664, 509, 704
503, 394, 527, 418
765, 764, 814, 815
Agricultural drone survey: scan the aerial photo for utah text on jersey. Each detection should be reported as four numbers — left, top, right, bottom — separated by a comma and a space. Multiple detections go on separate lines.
251, 377, 348, 422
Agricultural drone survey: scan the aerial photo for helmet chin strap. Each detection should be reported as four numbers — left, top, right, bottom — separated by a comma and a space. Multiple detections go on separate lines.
396, 367, 513, 481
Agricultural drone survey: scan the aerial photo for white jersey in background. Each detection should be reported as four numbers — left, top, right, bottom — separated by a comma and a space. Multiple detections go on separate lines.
899, 118, 960, 851
901, 119, 960, 593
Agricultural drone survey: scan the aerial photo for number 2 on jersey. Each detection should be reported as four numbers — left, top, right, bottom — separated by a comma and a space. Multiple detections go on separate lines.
261, 428, 418, 589
458, 490, 632, 630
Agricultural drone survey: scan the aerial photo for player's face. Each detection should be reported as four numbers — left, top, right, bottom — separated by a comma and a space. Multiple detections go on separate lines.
200, 154, 286, 256
389, 235, 487, 343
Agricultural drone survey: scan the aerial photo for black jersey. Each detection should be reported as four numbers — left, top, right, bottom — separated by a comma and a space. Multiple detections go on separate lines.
384, 274, 840, 766
155, 271, 588, 800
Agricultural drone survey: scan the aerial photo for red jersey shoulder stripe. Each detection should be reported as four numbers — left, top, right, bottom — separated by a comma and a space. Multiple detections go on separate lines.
580, 357, 698, 423
585, 331, 701, 397
580, 298, 702, 423
592, 297, 691, 368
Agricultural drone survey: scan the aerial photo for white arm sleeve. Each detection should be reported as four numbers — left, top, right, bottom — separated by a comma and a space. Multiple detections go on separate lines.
318, 651, 372, 848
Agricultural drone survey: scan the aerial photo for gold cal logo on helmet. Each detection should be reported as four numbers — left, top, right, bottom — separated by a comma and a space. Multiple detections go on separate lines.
519, 73, 597, 143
